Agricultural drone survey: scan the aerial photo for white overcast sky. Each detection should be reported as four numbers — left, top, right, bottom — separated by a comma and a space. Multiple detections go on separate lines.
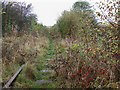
6, 0, 100, 26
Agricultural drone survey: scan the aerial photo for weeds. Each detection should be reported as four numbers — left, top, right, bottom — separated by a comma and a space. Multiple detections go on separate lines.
51, 38, 120, 88
2, 33, 49, 87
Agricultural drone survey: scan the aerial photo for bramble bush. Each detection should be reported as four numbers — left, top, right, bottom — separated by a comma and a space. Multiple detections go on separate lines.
50, 40, 119, 88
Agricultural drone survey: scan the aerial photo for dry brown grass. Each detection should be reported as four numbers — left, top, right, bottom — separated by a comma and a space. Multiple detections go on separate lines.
25, 62, 36, 80
2, 33, 49, 84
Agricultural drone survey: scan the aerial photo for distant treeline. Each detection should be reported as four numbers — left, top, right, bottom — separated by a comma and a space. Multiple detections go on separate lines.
2, 1, 46, 36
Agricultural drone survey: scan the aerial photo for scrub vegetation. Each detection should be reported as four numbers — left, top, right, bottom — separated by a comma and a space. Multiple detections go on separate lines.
1, 0, 120, 88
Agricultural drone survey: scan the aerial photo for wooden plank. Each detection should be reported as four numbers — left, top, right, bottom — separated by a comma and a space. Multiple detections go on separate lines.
3, 64, 25, 88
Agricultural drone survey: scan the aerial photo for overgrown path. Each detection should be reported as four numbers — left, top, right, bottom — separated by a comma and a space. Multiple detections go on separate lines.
11, 34, 58, 88
35, 35, 58, 88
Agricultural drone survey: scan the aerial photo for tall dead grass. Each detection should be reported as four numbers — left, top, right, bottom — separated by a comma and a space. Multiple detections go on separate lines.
2, 32, 49, 85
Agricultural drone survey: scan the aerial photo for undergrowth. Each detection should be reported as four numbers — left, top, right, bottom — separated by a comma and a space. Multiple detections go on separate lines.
2, 33, 49, 88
